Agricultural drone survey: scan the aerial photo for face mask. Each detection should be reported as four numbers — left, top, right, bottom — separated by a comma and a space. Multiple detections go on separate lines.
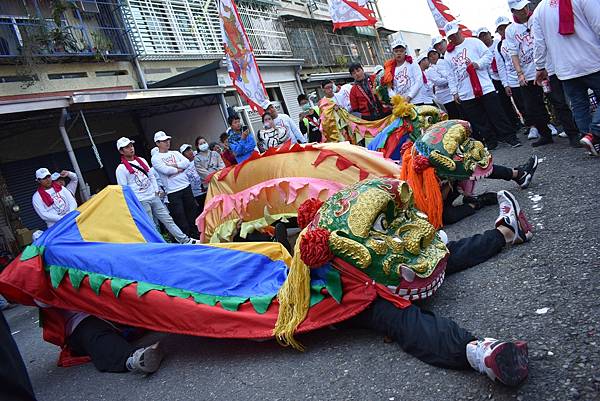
302, 103, 311, 112
199, 143, 209, 152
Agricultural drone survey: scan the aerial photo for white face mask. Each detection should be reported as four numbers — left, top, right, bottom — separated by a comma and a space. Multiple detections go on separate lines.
199, 143, 209, 152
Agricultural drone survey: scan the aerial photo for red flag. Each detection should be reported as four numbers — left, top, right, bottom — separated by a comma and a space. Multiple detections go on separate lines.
426, 0, 473, 37
329, 0, 377, 31
219, 0, 269, 112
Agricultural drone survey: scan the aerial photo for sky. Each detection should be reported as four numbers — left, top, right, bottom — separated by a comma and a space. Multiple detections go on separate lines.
377, 0, 512, 36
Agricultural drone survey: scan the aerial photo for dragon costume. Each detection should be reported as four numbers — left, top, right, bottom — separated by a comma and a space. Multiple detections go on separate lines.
0, 177, 448, 361
400, 119, 493, 228
318, 92, 447, 160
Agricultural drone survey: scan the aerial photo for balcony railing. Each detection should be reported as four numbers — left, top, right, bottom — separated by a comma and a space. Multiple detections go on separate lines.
0, 0, 133, 60
123, 0, 292, 61
285, 22, 385, 68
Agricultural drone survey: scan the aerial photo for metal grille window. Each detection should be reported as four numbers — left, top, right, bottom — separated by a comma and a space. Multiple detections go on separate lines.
123, 0, 291, 60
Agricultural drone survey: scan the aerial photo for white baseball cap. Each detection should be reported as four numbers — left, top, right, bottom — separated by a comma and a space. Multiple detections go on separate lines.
444, 21, 460, 36
373, 64, 384, 75
427, 47, 440, 56
35, 167, 51, 180
495, 16, 511, 31
116, 136, 134, 150
179, 144, 192, 154
508, 0, 530, 10
51, 172, 61, 181
431, 35, 445, 46
150, 147, 159, 157
417, 53, 429, 64
390, 37, 408, 51
475, 27, 491, 37
154, 131, 171, 142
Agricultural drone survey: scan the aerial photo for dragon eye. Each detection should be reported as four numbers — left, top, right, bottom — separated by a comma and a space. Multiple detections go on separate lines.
373, 213, 387, 233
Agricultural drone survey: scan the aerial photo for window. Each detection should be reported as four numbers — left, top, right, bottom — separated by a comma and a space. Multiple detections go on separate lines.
95, 70, 129, 77
48, 72, 88, 79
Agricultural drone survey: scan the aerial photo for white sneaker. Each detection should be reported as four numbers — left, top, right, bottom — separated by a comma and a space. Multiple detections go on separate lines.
548, 124, 558, 136
558, 131, 568, 138
126, 342, 164, 374
466, 338, 529, 386
183, 238, 199, 245
495, 190, 533, 244
527, 127, 540, 140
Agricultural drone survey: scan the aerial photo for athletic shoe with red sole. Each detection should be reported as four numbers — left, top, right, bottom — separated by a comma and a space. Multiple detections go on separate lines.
580, 133, 600, 156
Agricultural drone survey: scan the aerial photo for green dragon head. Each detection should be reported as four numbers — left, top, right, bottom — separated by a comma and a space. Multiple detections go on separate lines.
308, 178, 448, 300
414, 119, 493, 181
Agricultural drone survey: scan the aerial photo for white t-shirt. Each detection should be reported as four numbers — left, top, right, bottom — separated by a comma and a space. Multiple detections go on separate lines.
532, 0, 600, 80
273, 113, 307, 144
412, 69, 435, 105
505, 21, 536, 81
495, 38, 520, 88
487, 39, 501, 81
151, 150, 191, 194
427, 59, 454, 105
334, 83, 353, 111
388, 61, 423, 101
115, 158, 158, 202
32, 186, 78, 228
447, 37, 495, 101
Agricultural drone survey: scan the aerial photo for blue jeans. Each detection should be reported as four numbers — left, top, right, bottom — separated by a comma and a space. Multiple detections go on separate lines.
561, 70, 600, 137
141, 196, 189, 243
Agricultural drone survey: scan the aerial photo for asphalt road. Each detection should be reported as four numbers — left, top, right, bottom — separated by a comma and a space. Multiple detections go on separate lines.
4, 136, 600, 401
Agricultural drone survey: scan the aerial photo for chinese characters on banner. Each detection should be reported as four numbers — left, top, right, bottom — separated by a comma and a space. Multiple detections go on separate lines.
219, 0, 269, 112
329, 0, 377, 31
426, 0, 473, 37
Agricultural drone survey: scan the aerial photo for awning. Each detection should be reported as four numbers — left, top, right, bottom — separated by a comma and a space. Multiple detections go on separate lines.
0, 86, 225, 115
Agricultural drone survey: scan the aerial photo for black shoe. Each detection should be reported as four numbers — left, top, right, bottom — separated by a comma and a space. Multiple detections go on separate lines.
487, 140, 499, 150
531, 137, 553, 147
505, 136, 522, 148
514, 155, 538, 189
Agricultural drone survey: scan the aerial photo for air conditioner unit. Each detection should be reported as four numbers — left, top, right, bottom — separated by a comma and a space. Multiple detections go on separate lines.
77, 0, 100, 13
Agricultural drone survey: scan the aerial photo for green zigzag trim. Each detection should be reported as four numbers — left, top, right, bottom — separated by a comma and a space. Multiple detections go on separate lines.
45, 265, 333, 314
21, 245, 45, 261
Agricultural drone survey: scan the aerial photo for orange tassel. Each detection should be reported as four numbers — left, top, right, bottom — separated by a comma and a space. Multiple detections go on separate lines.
400, 148, 443, 228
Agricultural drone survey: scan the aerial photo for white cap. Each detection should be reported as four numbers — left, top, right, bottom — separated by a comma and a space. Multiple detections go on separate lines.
153, 131, 171, 142
116, 136, 134, 150
35, 168, 51, 180
431, 35, 444, 46
495, 16, 511, 30
51, 172, 61, 181
427, 47, 439, 55
475, 27, 490, 37
416, 53, 429, 64
508, 0, 529, 10
373, 64, 384, 75
444, 21, 460, 36
179, 144, 192, 154
150, 147, 159, 157
390, 37, 408, 50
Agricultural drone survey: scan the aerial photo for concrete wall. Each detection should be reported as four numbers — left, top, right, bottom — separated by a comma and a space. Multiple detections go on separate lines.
0, 62, 138, 99
139, 105, 227, 151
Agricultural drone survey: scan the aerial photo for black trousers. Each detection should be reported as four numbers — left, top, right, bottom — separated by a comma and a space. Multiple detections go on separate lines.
443, 101, 462, 120
489, 164, 513, 181
493, 79, 521, 128
511, 86, 532, 126
195, 193, 207, 216
351, 229, 505, 369
517, 82, 552, 139
548, 74, 580, 138
460, 92, 516, 144
67, 316, 136, 373
167, 185, 199, 238
1, 312, 36, 401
